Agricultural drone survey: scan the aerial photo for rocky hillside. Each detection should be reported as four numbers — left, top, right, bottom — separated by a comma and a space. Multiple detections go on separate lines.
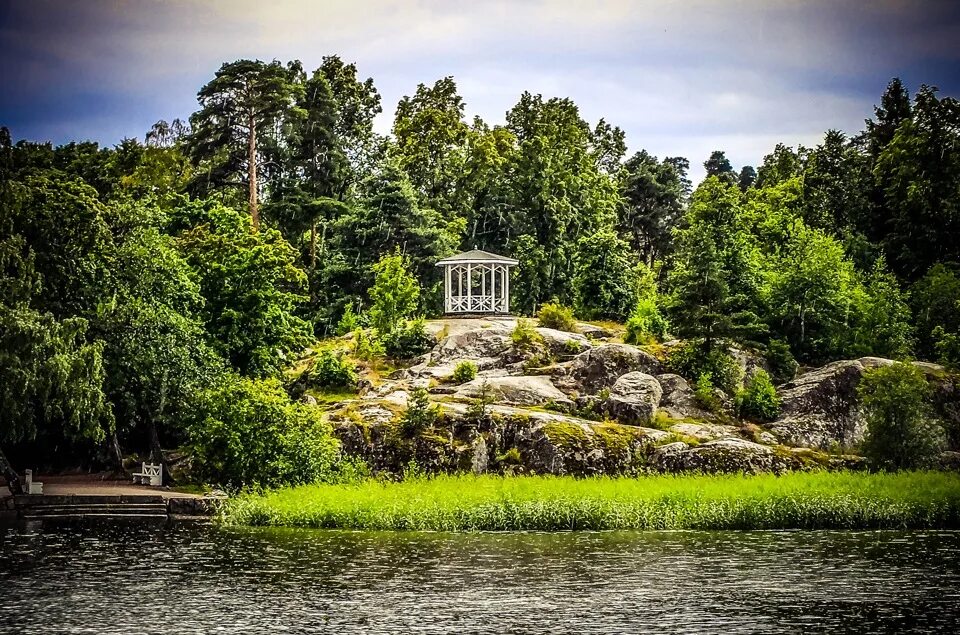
296, 318, 960, 476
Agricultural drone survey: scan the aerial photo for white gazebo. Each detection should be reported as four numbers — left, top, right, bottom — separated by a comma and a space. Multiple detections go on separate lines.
436, 249, 519, 314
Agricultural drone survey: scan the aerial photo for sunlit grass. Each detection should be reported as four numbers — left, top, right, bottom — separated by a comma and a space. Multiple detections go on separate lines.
220, 471, 960, 531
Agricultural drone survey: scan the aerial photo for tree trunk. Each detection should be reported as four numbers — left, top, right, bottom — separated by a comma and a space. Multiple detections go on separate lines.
248, 112, 259, 230
0, 444, 23, 496
310, 221, 317, 272
110, 431, 125, 474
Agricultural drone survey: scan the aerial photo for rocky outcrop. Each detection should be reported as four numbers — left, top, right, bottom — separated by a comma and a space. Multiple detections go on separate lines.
454, 375, 574, 410
652, 438, 798, 474
432, 326, 513, 364
604, 372, 662, 424
332, 404, 670, 477
769, 359, 872, 450
656, 373, 712, 420
535, 327, 592, 357
559, 343, 662, 394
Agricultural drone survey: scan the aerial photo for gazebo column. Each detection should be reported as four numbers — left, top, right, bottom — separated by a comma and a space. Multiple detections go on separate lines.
503, 264, 510, 314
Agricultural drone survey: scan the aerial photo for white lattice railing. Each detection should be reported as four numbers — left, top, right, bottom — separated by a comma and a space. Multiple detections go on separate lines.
449, 295, 505, 313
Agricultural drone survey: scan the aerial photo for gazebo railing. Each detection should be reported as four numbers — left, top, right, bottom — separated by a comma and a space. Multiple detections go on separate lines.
448, 294, 506, 313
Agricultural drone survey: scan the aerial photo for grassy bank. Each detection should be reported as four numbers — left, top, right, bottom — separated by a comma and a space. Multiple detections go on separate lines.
220, 472, 960, 531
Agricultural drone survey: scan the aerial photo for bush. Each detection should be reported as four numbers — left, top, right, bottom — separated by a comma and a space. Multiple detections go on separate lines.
735, 370, 780, 422
933, 326, 960, 368
624, 297, 669, 344
765, 339, 798, 383
451, 360, 478, 383
335, 304, 360, 336
354, 328, 385, 362
511, 318, 543, 351
536, 302, 577, 332
694, 373, 721, 412
667, 340, 742, 394
382, 317, 433, 359
368, 250, 419, 335
400, 385, 438, 437
858, 362, 945, 471
188, 375, 340, 488
308, 350, 357, 389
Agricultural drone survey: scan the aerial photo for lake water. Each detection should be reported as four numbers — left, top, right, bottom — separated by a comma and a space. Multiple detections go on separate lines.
2, 521, 959, 633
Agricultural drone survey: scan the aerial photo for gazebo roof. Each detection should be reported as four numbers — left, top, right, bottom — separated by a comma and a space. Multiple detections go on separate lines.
435, 249, 519, 266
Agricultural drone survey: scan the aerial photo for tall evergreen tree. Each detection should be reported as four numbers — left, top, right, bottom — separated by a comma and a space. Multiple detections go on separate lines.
187, 59, 302, 229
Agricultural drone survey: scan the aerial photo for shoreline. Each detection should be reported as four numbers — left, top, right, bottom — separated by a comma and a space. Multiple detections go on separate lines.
220, 471, 960, 532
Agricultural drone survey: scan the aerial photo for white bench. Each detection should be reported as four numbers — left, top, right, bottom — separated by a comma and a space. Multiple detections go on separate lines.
24, 469, 43, 495
132, 462, 162, 487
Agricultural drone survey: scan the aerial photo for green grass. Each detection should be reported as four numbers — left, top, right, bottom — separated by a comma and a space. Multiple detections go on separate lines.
220, 471, 960, 531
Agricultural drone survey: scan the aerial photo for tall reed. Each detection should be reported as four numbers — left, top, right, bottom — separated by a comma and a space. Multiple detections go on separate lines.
221, 471, 960, 531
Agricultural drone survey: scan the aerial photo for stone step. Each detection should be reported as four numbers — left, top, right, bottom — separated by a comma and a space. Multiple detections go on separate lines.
22, 512, 168, 520
24, 504, 168, 516
14, 494, 165, 507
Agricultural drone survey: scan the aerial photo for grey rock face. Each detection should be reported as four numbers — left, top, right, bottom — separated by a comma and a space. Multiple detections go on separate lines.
604, 372, 662, 424
561, 343, 662, 394
656, 373, 712, 420
433, 326, 513, 364
652, 438, 797, 474
769, 359, 876, 450
455, 375, 574, 410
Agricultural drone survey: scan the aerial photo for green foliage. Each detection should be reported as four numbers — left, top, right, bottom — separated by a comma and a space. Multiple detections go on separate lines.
0, 307, 112, 445
536, 302, 576, 332
466, 380, 497, 421
177, 204, 312, 377
765, 339, 798, 384
625, 298, 669, 344
911, 264, 960, 359
222, 472, 960, 531
933, 326, 960, 368
353, 329, 385, 362
668, 340, 742, 395
308, 350, 357, 389
451, 360, 478, 384
573, 228, 637, 321
511, 318, 543, 351
735, 370, 781, 422
618, 150, 686, 264
335, 304, 360, 336
858, 363, 944, 471
188, 375, 340, 488
381, 317, 433, 359
693, 374, 720, 412
368, 249, 420, 336
400, 385, 438, 437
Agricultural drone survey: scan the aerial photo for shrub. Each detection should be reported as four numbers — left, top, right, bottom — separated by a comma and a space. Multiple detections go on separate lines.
667, 339, 742, 394
336, 304, 360, 336
368, 250, 419, 335
563, 338, 583, 355
735, 370, 780, 422
536, 302, 577, 332
466, 380, 497, 421
382, 317, 433, 359
694, 373, 721, 412
933, 326, 960, 369
624, 297, 669, 344
354, 329, 385, 362
511, 318, 543, 351
765, 339, 798, 383
858, 363, 945, 471
400, 385, 438, 437
451, 360, 478, 383
188, 375, 340, 488
308, 350, 357, 389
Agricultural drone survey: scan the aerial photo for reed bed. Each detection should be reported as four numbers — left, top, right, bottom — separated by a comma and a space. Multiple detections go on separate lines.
220, 471, 960, 531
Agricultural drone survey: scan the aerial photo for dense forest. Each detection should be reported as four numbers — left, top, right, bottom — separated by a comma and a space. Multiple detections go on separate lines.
2, 56, 959, 486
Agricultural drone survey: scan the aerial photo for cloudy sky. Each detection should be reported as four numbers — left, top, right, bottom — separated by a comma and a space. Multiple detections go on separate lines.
2, 0, 959, 182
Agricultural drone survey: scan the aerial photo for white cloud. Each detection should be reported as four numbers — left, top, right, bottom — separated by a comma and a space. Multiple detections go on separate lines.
3, 0, 957, 182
